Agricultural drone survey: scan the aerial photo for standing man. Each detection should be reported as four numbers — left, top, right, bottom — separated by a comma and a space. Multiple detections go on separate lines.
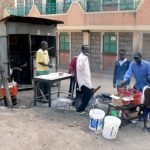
36, 41, 53, 97
122, 51, 150, 91
76, 45, 92, 112
113, 49, 130, 88
141, 75, 150, 132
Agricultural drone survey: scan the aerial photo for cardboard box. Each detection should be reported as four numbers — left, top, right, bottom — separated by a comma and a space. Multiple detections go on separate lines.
111, 95, 132, 106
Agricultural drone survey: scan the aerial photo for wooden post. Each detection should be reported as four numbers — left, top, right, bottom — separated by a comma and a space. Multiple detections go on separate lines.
0, 61, 13, 108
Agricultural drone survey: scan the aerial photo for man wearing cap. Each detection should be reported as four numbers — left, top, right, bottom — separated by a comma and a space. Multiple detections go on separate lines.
122, 51, 150, 91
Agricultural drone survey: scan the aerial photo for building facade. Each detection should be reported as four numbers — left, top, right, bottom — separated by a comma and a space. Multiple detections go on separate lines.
0, 0, 14, 18
3, 0, 150, 72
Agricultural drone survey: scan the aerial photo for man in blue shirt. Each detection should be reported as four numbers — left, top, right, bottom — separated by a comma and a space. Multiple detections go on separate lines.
113, 49, 130, 88
122, 51, 150, 91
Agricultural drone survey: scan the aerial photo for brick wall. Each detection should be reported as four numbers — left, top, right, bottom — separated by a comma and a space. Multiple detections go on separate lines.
59, 51, 70, 69
119, 32, 133, 60
59, 32, 83, 70
90, 32, 101, 72
102, 54, 116, 71
136, 0, 150, 25
71, 32, 83, 58
142, 34, 150, 61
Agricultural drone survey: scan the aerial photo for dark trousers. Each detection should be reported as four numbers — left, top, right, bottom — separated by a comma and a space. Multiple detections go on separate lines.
69, 75, 78, 97
76, 85, 92, 112
37, 71, 49, 98
38, 82, 49, 96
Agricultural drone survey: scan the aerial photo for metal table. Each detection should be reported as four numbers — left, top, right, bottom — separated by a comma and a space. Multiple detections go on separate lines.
34, 72, 72, 107
106, 102, 139, 125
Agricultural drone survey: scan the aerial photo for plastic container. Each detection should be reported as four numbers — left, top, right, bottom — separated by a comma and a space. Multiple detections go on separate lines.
102, 116, 121, 140
117, 88, 140, 97
89, 109, 105, 131
130, 93, 142, 105
111, 110, 119, 117
0, 82, 17, 97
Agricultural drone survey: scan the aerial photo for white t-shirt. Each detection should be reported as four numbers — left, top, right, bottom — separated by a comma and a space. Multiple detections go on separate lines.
76, 52, 92, 89
141, 85, 150, 104
119, 58, 127, 66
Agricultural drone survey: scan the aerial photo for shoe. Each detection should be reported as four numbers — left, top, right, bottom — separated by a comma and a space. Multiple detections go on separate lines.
72, 101, 76, 106
66, 95, 71, 99
147, 127, 150, 132
143, 127, 148, 132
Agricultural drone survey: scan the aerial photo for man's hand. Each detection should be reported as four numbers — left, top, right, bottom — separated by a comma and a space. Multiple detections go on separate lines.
120, 80, 126, 87
48, 64, 56, 68
113, 83, 116, 88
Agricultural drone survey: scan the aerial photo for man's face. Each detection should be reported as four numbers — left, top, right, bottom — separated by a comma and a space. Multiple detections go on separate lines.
82, 46, 90, 56
41, 42, 48, 50
134, 57, 141, 65
119, 51, 125, 60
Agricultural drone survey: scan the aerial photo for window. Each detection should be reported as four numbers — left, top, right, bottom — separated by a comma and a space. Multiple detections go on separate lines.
103, 33, 117, 53
26, 0, 33, 5
59, 33, 70, 51
103, 0, 117, 5
17, 0, 24, 6
120, 0, 134, 10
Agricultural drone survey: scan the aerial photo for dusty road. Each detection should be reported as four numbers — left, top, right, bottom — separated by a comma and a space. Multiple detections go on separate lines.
0, 72, 150, 150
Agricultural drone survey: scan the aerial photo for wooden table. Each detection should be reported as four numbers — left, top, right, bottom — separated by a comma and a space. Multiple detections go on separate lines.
34, 72, 72, 107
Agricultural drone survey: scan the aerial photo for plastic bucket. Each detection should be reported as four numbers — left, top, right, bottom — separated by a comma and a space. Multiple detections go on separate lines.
89, 109, 105, 131
102, 116, 121, 140
111, 110, 118, 117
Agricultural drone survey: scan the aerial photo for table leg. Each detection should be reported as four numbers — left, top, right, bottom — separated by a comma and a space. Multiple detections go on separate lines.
48, 83, 51, 107
57, 81, 60, 97
107, 105, 111, 115
34, 81, 37, 106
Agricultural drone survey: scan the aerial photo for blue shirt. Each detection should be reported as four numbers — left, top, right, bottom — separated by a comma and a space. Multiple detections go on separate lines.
113, 59, 130, 86
124, 60, 150, 90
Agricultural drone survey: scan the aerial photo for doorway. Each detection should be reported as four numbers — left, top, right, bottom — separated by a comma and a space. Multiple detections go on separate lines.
9, 34, 31, 85
103, 32, 117, 70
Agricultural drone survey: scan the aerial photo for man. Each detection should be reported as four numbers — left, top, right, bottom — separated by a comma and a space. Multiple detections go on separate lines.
113, 49, 130, 88
76, 45, 92, 112
36, 41, 53, 97
68, 55, 78, 98
141, 75, 150, 132
122, 51, 150, 91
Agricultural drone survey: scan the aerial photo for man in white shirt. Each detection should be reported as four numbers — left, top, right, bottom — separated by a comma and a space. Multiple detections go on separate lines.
76, 45, 92, 112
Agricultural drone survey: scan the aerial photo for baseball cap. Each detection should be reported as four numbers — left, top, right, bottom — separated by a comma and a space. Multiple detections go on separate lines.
134, 51, 142, 58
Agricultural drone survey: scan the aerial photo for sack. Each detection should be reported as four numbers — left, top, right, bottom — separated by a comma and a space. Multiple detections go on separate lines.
74, 86, 101, 112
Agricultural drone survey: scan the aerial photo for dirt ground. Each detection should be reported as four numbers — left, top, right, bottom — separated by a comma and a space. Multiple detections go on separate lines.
0, 71, 150, 150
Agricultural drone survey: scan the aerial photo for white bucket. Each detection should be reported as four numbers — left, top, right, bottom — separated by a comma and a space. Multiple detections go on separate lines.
102, 116, 121, 140
89, 109, 105, 131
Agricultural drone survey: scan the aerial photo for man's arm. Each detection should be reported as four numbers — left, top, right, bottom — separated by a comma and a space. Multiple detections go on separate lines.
141, 86, 147, 104
38, 62, 54, 68
120, 62, 133, 86
123, 62, 133, 82
113, 62, 117, 88
146, 62, 150, 75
